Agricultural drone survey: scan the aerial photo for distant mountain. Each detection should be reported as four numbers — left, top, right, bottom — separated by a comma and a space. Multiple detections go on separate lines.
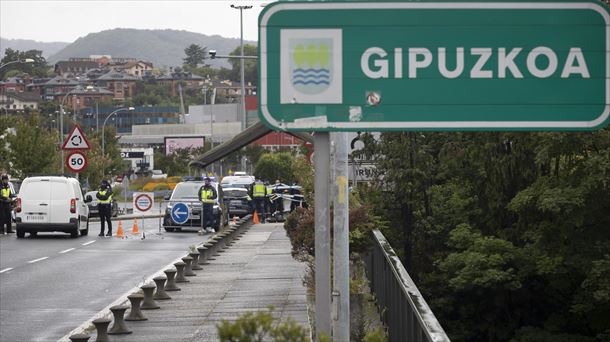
0, 37, 70, 59
47, 28, 256, 69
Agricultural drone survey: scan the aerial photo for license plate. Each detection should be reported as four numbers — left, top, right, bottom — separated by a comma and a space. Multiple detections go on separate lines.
26, 215, 46, 221
191, 215, 200, 220
230, 200, 243, 205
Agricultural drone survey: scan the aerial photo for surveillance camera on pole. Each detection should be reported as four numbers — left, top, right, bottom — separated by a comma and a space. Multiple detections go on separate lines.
209, 50, 217, 59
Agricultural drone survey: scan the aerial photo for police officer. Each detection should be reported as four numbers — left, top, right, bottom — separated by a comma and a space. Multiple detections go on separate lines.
0, 175, 15, 234
198, 177, 217, 233
252, 178, 267, 223
97, 180, 113, 236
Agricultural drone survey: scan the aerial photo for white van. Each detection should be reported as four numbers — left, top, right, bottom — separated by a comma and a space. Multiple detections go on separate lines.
15, 176, 90, 238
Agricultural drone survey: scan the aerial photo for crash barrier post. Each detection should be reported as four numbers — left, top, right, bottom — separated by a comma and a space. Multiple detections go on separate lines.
203, 242, 216, 260
68, 333, 90, 342
216, 232, 230, 252
92, 317, 111, 342
140, 284, 160, 310
210, 237, 223, 256
153, 276, 172, 300
108, 305, 132, 335
182, 256, 196, 277
164, 269, 181, 291
125, 293, 147, 321
189, 252, 202, 270
174, 261, 189, 283
366, 229, 450, 342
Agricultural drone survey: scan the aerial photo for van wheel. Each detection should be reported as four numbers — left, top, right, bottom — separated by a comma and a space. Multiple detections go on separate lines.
70, 221, 79, 238
80, 218, 89, 236
30, 231, 37, 237
16, 229, 25, 238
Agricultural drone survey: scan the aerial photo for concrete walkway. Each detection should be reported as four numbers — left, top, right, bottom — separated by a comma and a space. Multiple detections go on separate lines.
111, 222, 310, 342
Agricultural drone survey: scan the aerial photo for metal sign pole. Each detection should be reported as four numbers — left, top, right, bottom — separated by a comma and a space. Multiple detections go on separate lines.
332, 132, 350, 341
314, 132, 331, 339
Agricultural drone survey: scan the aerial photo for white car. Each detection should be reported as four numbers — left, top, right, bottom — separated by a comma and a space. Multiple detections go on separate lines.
15, 176, 91, 238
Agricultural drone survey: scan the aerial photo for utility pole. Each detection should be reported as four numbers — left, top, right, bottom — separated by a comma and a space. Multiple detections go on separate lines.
231, 4, 252, 172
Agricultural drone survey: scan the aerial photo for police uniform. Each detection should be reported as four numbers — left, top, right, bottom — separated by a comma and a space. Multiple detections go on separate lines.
198, 180, 217, 232
97, 182, 113, 236
0, 176, 14, 234
252, 181, 267, 223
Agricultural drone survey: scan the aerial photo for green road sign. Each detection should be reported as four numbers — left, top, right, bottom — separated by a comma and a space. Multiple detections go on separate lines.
259, 1, 610, 131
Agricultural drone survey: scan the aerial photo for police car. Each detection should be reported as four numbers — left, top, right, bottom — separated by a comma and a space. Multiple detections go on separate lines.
163, 179, 226, 232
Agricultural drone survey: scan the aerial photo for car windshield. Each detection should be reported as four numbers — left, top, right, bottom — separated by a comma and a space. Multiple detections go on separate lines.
223, 189, 248, 198
171, 182, 205, 200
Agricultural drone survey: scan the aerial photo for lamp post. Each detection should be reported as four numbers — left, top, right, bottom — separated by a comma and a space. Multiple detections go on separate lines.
101, 107, 134, 155
230, 4, 252, 133
0, 58, 35, 70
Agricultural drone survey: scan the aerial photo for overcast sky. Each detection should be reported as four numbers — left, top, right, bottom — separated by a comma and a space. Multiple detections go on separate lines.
0, 0, 266, 43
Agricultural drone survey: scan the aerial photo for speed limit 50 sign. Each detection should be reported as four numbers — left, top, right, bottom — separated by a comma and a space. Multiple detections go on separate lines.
66, 151, 88, 173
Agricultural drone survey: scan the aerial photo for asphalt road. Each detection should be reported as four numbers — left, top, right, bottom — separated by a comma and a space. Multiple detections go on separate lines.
0, 217, 211, 342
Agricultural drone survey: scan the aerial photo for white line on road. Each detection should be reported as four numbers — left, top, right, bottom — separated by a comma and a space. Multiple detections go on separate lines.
0, 268, 13, 274
82, 241, 96, 246
59, 248, 76, 254
28, 257, 49, 264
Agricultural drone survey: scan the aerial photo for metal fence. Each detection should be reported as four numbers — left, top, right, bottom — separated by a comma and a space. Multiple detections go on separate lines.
365, 229, 451, 342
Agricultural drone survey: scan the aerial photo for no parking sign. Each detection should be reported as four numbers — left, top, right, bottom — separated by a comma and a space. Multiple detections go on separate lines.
133, 192, 154, 215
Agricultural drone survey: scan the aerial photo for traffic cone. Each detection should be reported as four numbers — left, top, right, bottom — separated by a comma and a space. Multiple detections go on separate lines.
116, 221, 124, 238
253, 210, 260, 224
132, 218, 139, 235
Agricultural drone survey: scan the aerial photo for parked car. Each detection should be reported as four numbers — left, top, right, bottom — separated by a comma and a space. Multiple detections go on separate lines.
222, 187, 252, 218
15, 176, 90, 238
163, 180, 226, 232
84, 191, 119, 218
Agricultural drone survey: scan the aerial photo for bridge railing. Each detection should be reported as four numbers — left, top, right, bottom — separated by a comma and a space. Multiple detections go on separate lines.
365, 229, 451, 342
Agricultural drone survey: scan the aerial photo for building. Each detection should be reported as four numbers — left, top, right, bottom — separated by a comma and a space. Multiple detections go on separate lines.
0, 92, 41, 112
157, 71, 204, 97
43, 76, 81, 101
54, 60, 101, 78
113, 61, 153, 77
95, 71, 138, 100
80, 106, 181, 134
57, 86, 114, 111
0, 77, 28, 94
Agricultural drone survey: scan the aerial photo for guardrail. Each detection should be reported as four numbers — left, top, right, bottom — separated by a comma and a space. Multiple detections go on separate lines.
366, 229, 451, 342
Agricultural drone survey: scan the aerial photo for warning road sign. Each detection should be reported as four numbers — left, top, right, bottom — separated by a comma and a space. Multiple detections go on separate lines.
62, 125, 90, 150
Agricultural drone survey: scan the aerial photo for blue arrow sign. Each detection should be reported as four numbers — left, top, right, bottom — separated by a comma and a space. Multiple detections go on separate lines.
171, 203, 189, 224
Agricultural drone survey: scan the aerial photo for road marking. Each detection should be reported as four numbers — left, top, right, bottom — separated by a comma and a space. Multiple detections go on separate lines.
0, 268, 13, 274
82, 241, 96, 246
28, 257, 49, 264
59, 248, 76, 254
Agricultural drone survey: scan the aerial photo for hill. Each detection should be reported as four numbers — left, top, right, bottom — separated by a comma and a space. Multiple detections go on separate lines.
47, 28, 256, 69
0, 37, 70, 59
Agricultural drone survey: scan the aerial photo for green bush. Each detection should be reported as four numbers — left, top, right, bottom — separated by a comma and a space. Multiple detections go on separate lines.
217, 307, 309, 342
284, 207, 315, 256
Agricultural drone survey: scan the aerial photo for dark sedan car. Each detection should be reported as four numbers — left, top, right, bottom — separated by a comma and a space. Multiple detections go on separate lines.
222, 187, 251, 218
85, 191, 119, 218
163, 181, 226, 232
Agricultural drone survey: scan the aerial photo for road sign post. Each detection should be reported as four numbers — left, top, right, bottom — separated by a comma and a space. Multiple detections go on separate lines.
65, 151, 88, 174
259, 1, 610, 131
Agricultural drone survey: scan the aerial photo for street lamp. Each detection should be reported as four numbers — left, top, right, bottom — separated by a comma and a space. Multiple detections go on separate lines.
230, 4, 252, 133
101, 107, 135, 155
0, 58, 35, 70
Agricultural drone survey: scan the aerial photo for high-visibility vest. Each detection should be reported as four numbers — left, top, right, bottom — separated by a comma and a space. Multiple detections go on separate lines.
200, 188, 215, 203
253, 183, 266, 198
98, 190, 112, 204
1, 187, 10, 198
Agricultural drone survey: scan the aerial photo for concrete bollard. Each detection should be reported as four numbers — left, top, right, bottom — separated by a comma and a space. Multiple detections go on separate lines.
174, 261, 189, 283
189, 252, 203, 270
182, 256, 196, 276
153, 276, 172, 300
92, 317, 111, 342
140, 284, 160, 310
204, 242, 216, 260
108, 305, 132, 335
69, 333, 90, 342
164, 269, 181, 291
125, 293, 147, 321
197, 246, 210, 265
211, 237, 223, 256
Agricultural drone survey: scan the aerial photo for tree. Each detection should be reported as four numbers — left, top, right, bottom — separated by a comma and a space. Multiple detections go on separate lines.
4, 115, 58, 178
0, 48, 50, 79
254, 152, 295, 183
227, 44, 258, 86
183, 44, 207, 69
